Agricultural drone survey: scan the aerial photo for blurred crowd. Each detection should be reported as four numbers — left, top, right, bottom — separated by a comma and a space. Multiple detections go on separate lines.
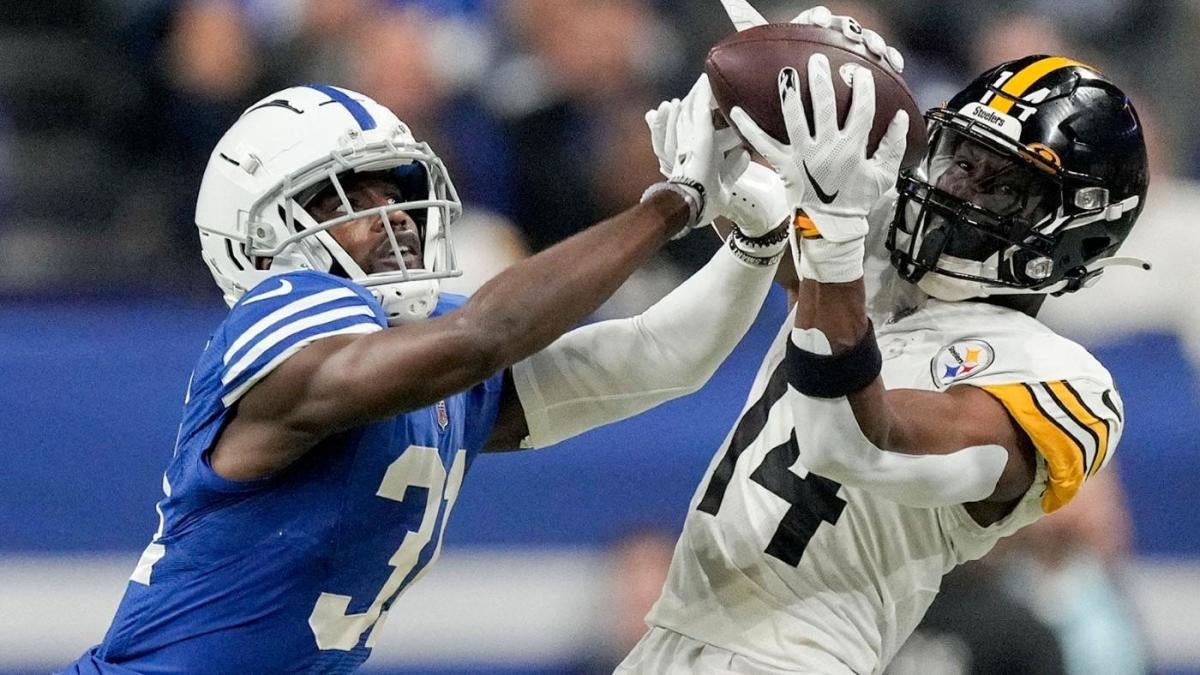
0, 0, 1197, 316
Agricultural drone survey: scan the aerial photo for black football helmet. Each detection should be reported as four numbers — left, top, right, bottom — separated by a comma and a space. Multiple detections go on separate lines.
886, 55, 1149, 300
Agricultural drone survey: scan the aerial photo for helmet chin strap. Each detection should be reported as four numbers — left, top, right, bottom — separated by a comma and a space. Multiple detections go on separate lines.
1093, 255, 1152, 272
917, 252, 1153, 300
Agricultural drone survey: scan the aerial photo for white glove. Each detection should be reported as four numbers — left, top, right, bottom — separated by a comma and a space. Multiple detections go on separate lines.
732, 55, 908, 241
791, 6, 905, 74
723, 162, 791, 238
647, 79, 785, 238
646, 95, 683, 179
662, 75, 749, 236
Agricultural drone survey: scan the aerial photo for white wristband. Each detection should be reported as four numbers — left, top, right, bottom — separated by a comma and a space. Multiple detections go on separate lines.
642, 180, 704, 237
799, 236, 866, 283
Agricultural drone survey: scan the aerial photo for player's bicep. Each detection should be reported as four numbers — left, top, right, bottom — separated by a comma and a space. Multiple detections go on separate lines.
246, 315, 500, 434
879, 385, 1035, 503
977, 380, 1123, 513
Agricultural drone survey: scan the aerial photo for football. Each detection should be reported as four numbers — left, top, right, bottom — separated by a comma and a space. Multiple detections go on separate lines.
705, 23, 927, 168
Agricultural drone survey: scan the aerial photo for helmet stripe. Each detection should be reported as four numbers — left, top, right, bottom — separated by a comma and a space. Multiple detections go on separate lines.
305, 83, 378, 131
987, 56, 1090, 114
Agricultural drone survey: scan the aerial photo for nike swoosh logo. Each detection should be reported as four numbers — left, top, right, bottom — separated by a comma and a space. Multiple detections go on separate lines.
803, 162, 839, 204
243, 279, 293, 305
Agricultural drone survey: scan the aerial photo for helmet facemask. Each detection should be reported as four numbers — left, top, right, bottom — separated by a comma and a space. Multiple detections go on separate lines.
876, 57, 1151, 303
241, 136, 463, 323
887, 110, 1114, 300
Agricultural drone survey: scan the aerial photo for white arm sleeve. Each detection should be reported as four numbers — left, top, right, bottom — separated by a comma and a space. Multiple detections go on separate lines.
788, 327, 1009, 507
512, 245, 779, 448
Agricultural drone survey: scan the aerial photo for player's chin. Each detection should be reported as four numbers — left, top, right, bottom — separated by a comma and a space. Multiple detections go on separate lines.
368, 253, 423, 274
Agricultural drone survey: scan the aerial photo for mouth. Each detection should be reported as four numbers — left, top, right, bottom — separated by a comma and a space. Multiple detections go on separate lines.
371, 231, 423, 273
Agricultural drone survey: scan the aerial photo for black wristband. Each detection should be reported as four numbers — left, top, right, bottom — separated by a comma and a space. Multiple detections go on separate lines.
785, 321, 882, 398
731, 224, 790, 248
726, 235, 785, 267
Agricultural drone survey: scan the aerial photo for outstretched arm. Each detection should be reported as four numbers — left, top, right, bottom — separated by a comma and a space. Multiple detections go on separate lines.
485, 77, 790, 450
733, 55, 1035, 516
213, 192, 693, 479
494, 224, 784, 450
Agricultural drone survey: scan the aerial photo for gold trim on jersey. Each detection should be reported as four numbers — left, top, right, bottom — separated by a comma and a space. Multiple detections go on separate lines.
982, 380, 1105, 512
1049, 381, 1112, 478
987, 57, 1090, 114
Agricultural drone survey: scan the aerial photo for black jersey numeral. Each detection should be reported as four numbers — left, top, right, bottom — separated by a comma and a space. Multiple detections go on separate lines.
749, 431, 846, 566
698, 358, 846, 567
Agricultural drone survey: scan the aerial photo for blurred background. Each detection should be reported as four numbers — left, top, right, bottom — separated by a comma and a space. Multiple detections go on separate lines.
0, 0, 1197, 673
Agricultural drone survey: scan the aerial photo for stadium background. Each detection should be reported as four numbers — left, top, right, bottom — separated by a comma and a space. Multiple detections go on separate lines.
1, 0, 1197, 673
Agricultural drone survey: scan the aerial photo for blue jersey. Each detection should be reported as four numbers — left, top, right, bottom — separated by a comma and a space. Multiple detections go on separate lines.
63, 271, 505, 674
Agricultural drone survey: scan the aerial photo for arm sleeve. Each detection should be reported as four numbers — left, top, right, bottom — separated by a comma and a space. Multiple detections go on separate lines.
786, 326, 1009, 508
511, 244, 779, 448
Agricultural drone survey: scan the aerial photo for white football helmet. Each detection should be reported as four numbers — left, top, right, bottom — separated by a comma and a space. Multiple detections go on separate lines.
195, 84, 463, 324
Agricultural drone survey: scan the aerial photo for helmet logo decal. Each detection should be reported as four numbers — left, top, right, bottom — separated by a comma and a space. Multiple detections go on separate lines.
1027, 142, 1062, 168
245, 99, 304, 116
931, 339, 995, 387
958, 102, 1023, 140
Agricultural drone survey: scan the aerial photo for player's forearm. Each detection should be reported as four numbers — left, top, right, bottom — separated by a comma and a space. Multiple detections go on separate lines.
792, 274, 897, 446
794, 277, 870, 351
787, 285, 1008, 506
512, 240, 779, 447
457, 192, 688, 371
785, 389, 1009, 507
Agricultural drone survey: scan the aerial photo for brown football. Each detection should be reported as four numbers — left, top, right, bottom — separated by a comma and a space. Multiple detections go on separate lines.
705, 23, 926, 168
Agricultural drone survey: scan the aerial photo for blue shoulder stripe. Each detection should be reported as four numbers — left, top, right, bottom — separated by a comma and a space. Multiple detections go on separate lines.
222, 304, 376, 385
220, 318, 382, 407
224, 287, 360, 366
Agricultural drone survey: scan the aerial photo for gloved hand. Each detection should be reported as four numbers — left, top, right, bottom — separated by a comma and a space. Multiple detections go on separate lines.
730, 55, 908, 281
646, 78, 786, 238
731, 55, 907, 242
790, 6, 905, 75
643, 75, 749, 238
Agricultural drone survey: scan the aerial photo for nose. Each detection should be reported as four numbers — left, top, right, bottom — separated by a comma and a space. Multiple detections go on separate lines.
363, 195, 415, 235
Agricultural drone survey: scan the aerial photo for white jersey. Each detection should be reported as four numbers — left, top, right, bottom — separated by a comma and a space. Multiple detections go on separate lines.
643, 295, 1124, 674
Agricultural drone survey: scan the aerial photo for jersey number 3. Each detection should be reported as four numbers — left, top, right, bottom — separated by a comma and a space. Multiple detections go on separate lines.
309, 445, 466, 651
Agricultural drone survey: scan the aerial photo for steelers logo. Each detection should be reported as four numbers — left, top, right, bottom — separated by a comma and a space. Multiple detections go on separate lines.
931, 339, 995, 388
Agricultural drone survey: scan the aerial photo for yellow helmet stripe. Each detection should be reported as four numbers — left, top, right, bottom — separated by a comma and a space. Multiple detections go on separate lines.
988, 56, 1091, 114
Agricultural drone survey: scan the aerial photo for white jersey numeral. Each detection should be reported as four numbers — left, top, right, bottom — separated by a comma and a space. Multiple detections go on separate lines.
308, 445, 466, 651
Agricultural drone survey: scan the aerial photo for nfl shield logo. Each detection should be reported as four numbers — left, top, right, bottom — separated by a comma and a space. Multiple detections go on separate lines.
435, 400, 449, 430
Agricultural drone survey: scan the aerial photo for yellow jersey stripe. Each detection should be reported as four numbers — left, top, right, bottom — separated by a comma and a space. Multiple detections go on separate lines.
1045, 381, 1102, 475
982, 382, 1086, 512
1059, 380, 1113, 477
988, 57, 1089, 114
